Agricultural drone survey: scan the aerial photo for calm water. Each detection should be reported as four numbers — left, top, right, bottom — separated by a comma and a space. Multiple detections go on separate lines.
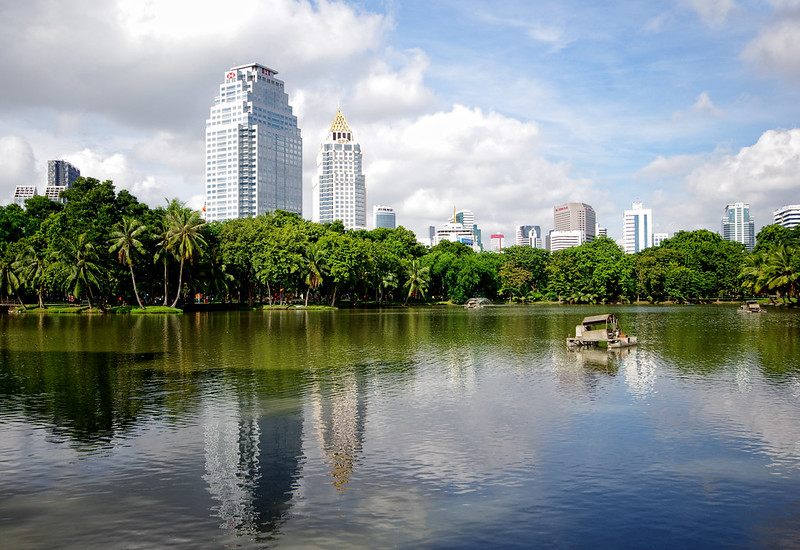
1, 305, 800, 549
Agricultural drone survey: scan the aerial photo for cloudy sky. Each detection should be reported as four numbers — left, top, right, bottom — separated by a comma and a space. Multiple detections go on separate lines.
0, 0, 798, 244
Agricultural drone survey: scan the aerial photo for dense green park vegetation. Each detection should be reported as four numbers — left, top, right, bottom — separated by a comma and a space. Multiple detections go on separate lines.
0, 177, 798, 310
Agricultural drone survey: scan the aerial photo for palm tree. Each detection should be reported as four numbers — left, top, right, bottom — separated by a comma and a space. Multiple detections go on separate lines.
0, 254, 25, 309
740, 250, 770, 296
765, 245, 799, 303
302, 243, 328, 307
14, 245, 49, 309
108, 217, 147, 309
380, 272, 398, 304
164, 205, 207, 308
154, 229, 174, 306
55, 233, 103, 310
403, 259, 430, 305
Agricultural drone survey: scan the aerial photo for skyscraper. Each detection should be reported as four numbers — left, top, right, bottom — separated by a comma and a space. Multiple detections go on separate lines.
373, 205, 396, 229
45, 159, 80, 204
515, 225, 542, 248
721, 202, 755, 251
773, 204, 800, 229
204, 63, 302, 222
313, 108, 366, 230
47, 160, 80, 188
553, 203, 596, 243
623, 201, 653, 254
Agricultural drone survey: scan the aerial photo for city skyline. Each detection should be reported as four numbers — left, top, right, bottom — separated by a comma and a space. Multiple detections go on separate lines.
0, 1, 798, 243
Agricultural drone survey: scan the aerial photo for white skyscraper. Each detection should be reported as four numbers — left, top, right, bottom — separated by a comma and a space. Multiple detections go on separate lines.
623, 202, 653, 254
773, 204, 800, 229
313, 108, 366, 229
722, 202, 755, 251
204, 63, 302, 222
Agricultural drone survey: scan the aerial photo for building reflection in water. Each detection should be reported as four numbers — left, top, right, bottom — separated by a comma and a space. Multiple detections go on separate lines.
311, 368, 368, 490
203, 384, 303, 538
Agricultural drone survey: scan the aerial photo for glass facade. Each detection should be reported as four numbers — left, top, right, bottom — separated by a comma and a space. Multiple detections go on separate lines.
204, 64, 302, 222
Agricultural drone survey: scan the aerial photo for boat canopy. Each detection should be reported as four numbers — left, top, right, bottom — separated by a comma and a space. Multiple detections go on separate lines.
581, 314, 618, 325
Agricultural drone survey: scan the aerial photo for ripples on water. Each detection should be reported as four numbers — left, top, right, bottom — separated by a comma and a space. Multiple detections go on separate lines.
1, 306, 800, 548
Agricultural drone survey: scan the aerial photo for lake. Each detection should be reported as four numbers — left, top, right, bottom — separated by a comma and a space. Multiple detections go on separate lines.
1, 305, 800, 548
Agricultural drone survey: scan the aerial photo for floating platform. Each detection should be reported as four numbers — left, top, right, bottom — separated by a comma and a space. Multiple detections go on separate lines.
566, 313, 638, 349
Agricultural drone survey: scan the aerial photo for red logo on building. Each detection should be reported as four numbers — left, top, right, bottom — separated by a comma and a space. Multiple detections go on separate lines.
226, 72, 236, 79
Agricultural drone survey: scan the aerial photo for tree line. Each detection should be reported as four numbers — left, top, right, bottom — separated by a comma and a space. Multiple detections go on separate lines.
0, 177, 798, 309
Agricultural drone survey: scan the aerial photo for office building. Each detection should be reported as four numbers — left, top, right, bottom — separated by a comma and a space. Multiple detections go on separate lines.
623, 202, 653, 254
47, 160, 80, 188
653, 233, 669, 247
433, 209, 482, 251
549, 230, 584, 252
313, 108, 366, 229
773, 204, 800, 229
13, 186, 37, 207
553, 202, 595, 246
449, 209, 482, 250
596, 226, 607, 238
515, 225, 543, 248
204, 63, 302, 222
721, 202, 755, 251
373, 205, 396, 229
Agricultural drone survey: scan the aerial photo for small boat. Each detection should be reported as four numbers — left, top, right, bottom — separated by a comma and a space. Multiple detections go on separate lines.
567, 313, 637, 349
738, 300, 764, 313
465, 297, 490, 309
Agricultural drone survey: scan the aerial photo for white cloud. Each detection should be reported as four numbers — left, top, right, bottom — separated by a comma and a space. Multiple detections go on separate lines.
741, 15, 800, 83
351, 49, 437, 119
361, 105, 596, 239
686, 0, 738, 26
0, 136, 38, 198
642, 128, 800, 234
692, 91, 723, 117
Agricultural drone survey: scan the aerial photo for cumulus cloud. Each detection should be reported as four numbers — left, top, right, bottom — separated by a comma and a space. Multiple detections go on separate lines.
360, 105, 596, 239
639, 128, 800, 233
0, 136, 38, 202
741, 15, 800, 83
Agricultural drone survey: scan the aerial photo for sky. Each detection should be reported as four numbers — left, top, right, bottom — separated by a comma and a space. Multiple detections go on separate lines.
0, 0, 798, 246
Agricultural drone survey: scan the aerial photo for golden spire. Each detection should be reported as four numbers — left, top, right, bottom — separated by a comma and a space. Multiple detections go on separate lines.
329, 107, 352, 133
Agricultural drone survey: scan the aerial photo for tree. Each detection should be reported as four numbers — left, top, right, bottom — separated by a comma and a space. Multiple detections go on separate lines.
164, 204, 206, 308
403, 259, 430, 305
0, 251, 25, 308
108, 217, 148, 309
55, 233, 103, 310
14, 244, 50, 309
302, 243, 328, 306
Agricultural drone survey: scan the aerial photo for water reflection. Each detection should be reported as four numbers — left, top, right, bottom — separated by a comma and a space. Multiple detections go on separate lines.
202, 383, 303, 538
2, 307, 800, 548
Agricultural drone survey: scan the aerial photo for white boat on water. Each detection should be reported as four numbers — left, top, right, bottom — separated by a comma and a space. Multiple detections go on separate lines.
566, 314, 638, 349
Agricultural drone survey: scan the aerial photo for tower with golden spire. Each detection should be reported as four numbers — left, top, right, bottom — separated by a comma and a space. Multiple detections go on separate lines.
313, 107, 366, 229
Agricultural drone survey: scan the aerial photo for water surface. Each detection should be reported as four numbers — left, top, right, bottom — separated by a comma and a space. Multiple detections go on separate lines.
1, 305, 800, 548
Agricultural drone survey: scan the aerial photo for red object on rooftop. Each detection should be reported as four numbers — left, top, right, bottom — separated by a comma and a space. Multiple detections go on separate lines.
490, 233, 505, 250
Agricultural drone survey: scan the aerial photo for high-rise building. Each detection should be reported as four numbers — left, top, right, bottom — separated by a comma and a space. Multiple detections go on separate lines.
47, 160, 80, 188
13, 186, 37, 207
373, 205, 396, 229
549, 229, 584, 252
515, 225, 543, 248
449, 209, 482, 250
623, 202, 653, 254
773, 204, 800, 229
43, 160, 80, 204
204, 63, 302, 222
313, 108, 366, 230
432, 209, 482, 251
553, 202, 596, 245
653, 233, 669, 247
721, 202, 755, 251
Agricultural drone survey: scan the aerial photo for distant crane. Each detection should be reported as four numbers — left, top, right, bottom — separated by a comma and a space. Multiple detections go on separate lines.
490, 233, 505, 251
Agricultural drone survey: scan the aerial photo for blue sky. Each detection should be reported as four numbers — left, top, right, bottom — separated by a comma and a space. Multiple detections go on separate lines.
0, 0, 798, 245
